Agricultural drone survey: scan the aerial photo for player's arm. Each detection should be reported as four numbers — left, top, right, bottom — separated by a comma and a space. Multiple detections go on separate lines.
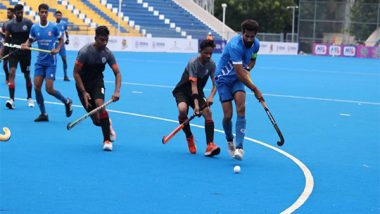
190, 78, 201, 115
234, 63, 263, 101
65, 30, 69, 44
0, 31, 11, 57
21, 24, 35, 50
244, 53, 258, 72
73, 61, 91, 108
51, 35, 63, 55
110, 63, 121, 101
207, 68, 217, 106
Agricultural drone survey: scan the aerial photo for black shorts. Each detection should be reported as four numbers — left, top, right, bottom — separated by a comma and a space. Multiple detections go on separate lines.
173, 92, 206, 109
8, 50, 31, 73
76, 81, 105, 112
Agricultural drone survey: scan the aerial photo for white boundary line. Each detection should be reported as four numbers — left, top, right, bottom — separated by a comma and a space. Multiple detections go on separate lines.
1, 97, 314, 212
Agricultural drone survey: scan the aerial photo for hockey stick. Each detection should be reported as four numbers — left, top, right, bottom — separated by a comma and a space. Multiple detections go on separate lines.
66, 99, 114, 130
0, 49, 19, 62
0, 127, 11, 142
162, 102, 211, 144
259, 100, 285, 146
3, 43, 52, 53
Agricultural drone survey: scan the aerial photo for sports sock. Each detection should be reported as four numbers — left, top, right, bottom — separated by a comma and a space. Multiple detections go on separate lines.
8, 82, 15, 100
52, 90, 67, 104
179, 115, 192, 138
99, 110, 110, 141
63, 63, 68, 76
235, 115, 246, 149
26, 79, 32, 99
222, 118, 233, 141
35, 90, 46, 114
205, 119, 214, 144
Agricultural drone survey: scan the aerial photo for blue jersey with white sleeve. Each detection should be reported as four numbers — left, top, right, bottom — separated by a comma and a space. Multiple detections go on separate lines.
215, 35, 260, 83
29, 22, 61, 66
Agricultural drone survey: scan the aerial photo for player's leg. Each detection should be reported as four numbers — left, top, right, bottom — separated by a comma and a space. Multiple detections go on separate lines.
34, 65, 48, 122
44, 65, 72, 117
217, 82, 236, 156
5, 54, 19, 109
76, 85, 99, 126
201, 97, 220, 157
94, 98, 113, 151
20, 51, 34, 107
232, 81, 247, 160
174, 92, 196, 154
59, 46, 69, 81
3, 48, 10, 84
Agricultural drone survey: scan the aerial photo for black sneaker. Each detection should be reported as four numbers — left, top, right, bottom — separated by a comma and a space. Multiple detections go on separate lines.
63, 76, 70, 81
65, 98, 73, 117
34, 113, 49, 122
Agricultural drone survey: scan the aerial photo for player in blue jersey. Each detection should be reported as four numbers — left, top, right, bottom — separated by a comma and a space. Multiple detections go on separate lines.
21, 3, 73, 122
55, 11, 70, 81
215, 19, 264, 160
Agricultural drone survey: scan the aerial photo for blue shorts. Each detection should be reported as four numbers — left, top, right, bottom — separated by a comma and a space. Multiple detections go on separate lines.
216, 78, 245, 103
34, 63, 57, 80
58, 44, 66, 57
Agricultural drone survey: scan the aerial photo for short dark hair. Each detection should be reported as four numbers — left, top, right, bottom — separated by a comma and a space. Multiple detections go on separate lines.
38, 3, 49, 11
7, 8, 14, 13
241, 19, 259, 34
14, 4, 23, 11
199, 39, 215, 51
95, 26, 110, 37
55, 11, 62, 15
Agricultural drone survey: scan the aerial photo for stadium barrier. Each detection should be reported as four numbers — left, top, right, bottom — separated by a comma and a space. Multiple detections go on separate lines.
312, 43, 380, 59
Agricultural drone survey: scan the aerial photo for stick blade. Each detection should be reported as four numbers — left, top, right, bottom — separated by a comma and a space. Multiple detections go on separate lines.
66, 123, 72, 130
162, 136, 167, 144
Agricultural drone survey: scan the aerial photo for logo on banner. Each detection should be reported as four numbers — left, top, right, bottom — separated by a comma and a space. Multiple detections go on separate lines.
122, 39, 128, 49
343, 46, 356, 56
329, 45, 341, 56
360, 47, 369, 57
315, 44, 327, 55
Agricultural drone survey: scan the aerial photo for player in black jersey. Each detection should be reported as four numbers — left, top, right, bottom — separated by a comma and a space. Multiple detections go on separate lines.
172, 39, 220, 157
0, 4, 34, 109
73, 26, 121, 152
0, 7, 14, 84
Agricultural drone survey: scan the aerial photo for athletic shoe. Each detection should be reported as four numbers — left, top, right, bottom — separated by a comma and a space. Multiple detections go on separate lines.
227, 140, 236, 157
204, 142, 221, 157
109, 119, 116, 142
65, 98, 73, 117
233, 148, 244, 160
34, 113, 49, 122
186, 136, 196, 154
27, 98, 34, 108
5, 99, 15, 110
63, 76, 70, 81
103, 140, 113, 151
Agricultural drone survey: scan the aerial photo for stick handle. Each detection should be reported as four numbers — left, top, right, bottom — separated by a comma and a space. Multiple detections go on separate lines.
67, 99, 114, 130
259, 100, 285, 146
3, 43, 51, 53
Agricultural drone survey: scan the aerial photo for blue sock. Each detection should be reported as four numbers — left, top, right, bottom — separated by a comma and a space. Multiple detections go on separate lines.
235, 115, 246, 149
222, 118, 234, 141
53, 90, 67, 104
35, 90, 46, 114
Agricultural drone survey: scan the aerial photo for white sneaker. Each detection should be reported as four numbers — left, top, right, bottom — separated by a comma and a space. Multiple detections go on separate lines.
5, 99, 15, 109
27, 98, 34, 108
109, 119, 116, 142
227, 140, 236, 157
233, 148, 244, 160
103, 140, 113, 151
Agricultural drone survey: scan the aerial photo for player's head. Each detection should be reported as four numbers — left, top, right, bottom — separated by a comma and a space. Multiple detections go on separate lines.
241, 19, 259, 48
199, 39, 215, 63
95, 26, 110, 50
14, 4, 24, 21
6, 8, 14, 20
38, 4, 49, 22
55, 11, 62, 22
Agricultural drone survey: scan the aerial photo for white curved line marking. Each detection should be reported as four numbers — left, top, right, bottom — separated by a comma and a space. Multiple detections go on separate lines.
107, 109, 314, 213
0, 98, 314, 212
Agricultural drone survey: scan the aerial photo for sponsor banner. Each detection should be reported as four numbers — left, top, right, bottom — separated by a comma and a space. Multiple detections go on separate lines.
313, 43, 379, 58
197, 39, 226, 53
357, 46, 380, 59
258, 42, 298, 55
66, 35, 198, 53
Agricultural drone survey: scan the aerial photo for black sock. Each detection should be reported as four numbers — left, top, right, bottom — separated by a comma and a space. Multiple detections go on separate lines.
179, 115, 192, 138
205, 120, 214, 144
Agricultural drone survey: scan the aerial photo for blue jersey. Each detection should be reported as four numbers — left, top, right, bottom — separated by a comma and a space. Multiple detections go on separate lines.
215, 35, 260, 83
29, 22, 61, 66
56, 20, 67, 40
